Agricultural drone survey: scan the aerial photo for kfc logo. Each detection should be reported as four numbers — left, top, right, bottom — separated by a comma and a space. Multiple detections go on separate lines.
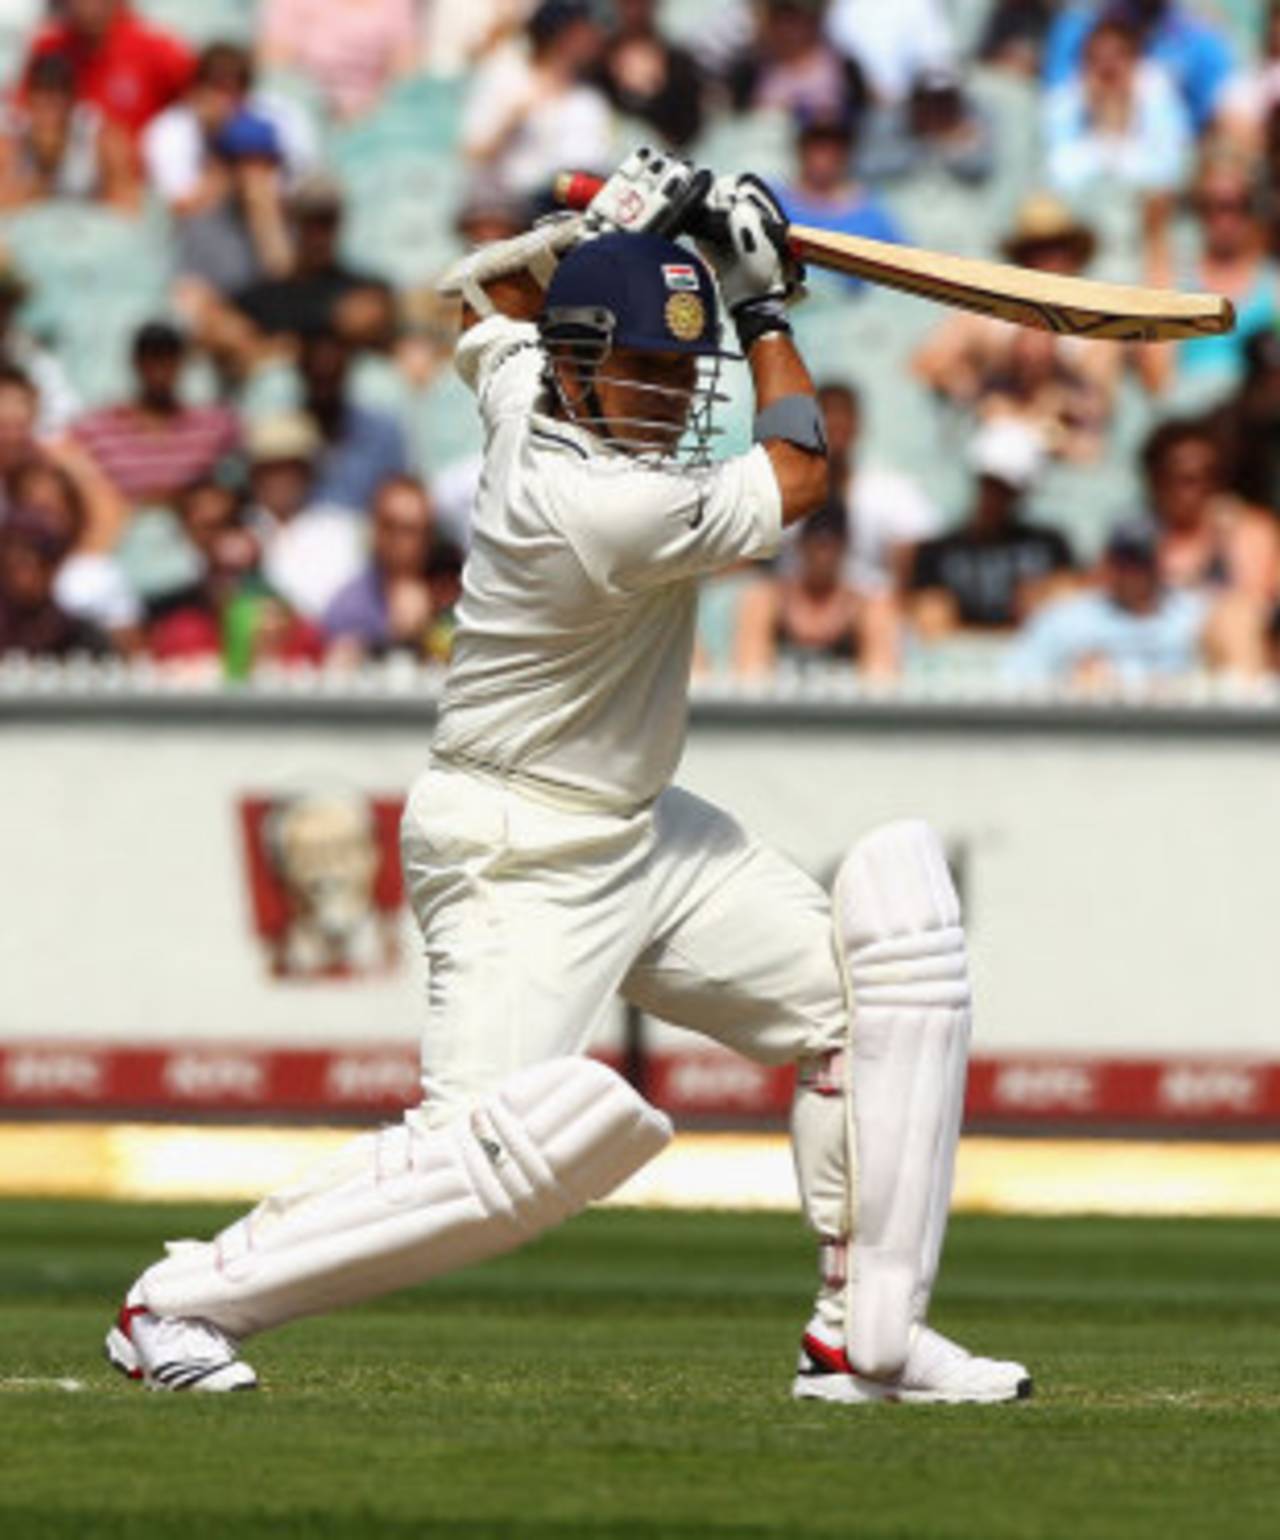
240, 791, 405, 980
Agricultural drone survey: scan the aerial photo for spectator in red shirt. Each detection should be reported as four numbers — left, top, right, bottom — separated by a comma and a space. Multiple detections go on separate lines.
22, 0, 194, 142
71, 321, 239, 507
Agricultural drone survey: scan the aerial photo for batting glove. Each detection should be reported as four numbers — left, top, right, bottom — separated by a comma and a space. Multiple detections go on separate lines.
699, 174, 804, 350
579, 145, 706, 240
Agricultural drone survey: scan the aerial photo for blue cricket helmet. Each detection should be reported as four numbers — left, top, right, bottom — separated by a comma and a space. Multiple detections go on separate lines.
541, 231, 722, 356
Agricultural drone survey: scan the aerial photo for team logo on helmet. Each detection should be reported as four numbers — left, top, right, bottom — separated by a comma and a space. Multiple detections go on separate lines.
665, 291, 706, 341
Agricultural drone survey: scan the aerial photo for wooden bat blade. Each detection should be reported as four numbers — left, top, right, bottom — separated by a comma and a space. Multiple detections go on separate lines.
788, 226, 1234, 341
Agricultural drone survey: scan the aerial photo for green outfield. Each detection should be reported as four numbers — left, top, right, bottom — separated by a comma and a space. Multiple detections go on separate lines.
0, 1200, 1277, 1540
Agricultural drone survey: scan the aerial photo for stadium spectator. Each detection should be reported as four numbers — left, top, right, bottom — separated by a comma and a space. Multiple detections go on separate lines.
298, 330, 409, 513
979, 1, 1057, 77
1217, 1, 1280, 155
0, 508, 107, 657
259, 0, 420, 123
1141, 418, 1280, 607
421, 0, 531, 78
725, 0, 865, 121
1145, 146, 1279, 403
148, 476, 322, 674
1003, 521, 1212, 687
1210, 329, 1280, 510
21, 0, 194, 143
824, 0, 957, 106
733, 499, 899, 676
453, 179, 529, 249
322, 476, 451, 663
857, 65, 994, 186
774, 109, 903, 292
70, 322, 239, 508
244, 412, 364, 621
907, 418, 1075, 637
0, 52, 138, 211
143, 43, 317, 214
1268, 602, 1280, 673
593, 0, 705, 149
1042, 2, 1237, 136
7, 458, 140, 651
818, 380, 939, 594
232, 174, 395, 351
462, 1, 613, 197
167, 109, 293, 296
913, 195, 1124, 461
0, 247, 79, 434
1043, 15, 1192, 197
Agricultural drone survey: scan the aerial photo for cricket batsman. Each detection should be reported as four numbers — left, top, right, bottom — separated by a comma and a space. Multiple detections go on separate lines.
105, 149, 1032, 1405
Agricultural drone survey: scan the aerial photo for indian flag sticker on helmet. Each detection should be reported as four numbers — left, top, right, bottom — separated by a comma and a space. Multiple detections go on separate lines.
665, 292, 706, 341
662, 264, 700, 291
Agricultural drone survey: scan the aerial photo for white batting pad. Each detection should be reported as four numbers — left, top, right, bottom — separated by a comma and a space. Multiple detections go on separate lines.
835, 820, 971, 1380
138, 1058, 672, 1339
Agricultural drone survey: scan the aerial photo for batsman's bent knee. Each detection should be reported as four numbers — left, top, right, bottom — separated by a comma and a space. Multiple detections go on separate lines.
137, 1058, 672, 1339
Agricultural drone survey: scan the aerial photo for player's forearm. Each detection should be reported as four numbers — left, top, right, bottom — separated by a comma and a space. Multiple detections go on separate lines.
460, 271, 544, 333
748, 333, 828, 526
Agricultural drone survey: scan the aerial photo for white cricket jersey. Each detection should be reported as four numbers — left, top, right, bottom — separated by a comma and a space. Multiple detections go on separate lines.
432, 316, 783, 811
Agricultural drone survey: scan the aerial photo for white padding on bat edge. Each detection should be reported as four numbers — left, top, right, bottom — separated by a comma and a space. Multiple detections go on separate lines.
437, 216, 582, 312
835, 819, 972, 1381
137, 1058, 672, 1339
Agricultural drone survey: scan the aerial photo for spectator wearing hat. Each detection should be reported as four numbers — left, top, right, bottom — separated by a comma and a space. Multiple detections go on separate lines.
0, 508, 108, 658
168, 105, 294, 296
0, 247, 79, 434
1044, 14, 1192, 197
244, 411, 365, 621
914, 194, 1129, 461
593, 0, 706, 149
733, 498, 900, 677
259, 0, 420, 123
773, 109, 902, 293
725, 1, 865, 122
143, 43, 318, 216
321, 475, 459, 664
0, 51, 138, 211
462, 1, 614, 196
20, 1, 194, 144
825, 0, 957, 106
907, 419, 1076, 637
1003, 520, 1214, 687
70, 321, 239, 508
1043, 2, 1236, 137
856, 66, 994, 186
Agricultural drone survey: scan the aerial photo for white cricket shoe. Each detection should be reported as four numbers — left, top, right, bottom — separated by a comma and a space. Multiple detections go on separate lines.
105, 1292, 258, 1392
793, 1324, 1032, 1405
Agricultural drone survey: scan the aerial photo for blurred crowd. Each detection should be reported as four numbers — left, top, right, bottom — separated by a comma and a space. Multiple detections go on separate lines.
1, 0, 1280, 692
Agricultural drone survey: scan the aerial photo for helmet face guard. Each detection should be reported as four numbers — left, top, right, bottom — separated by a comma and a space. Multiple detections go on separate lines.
538, 234, 732, 471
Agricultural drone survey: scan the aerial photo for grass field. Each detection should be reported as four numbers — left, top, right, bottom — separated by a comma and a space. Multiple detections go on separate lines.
1, 1200, 1278, 1540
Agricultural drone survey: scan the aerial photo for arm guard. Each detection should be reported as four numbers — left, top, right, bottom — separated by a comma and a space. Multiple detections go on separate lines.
753, 394, 828, 455
437, 215, 582, 314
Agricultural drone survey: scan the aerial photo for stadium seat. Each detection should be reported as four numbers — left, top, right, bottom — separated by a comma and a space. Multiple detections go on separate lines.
0, 203, 172, 405
135, 0, 256, 48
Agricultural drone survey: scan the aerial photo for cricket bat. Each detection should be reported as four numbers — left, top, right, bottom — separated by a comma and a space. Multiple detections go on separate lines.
553, 172, 1233, 343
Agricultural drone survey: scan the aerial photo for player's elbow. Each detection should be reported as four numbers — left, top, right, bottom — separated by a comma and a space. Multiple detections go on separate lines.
774, 444, 830, 528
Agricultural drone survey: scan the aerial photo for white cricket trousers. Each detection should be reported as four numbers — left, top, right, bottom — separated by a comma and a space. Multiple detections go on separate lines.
400, 763, 848, 1120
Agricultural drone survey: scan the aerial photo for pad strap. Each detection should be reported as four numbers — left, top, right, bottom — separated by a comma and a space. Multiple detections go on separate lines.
754, 393, 828, 455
